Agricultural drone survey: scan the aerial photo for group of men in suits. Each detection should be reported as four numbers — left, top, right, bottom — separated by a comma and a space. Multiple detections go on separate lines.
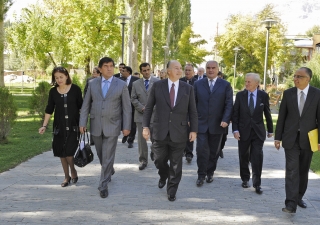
78, 56, 319, 215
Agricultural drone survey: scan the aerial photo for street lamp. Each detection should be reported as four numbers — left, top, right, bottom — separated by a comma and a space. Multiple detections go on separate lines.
162, 45, 169, 69
118, 14, 131, 64
233, 47, 240, 94
262, 18, 277, 90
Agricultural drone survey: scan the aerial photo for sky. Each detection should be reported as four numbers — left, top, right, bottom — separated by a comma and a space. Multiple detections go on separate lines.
7, 0, 320, 53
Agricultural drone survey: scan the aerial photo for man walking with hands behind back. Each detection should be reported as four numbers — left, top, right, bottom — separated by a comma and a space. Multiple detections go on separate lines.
193, 60, 233, 186
275, 67, 320, 213
142, 60, 198, 201
232, 73, 273, 194
79, 57, 131, 199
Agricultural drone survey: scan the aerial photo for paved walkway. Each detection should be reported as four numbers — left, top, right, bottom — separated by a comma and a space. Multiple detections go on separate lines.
1, 127, 320, 224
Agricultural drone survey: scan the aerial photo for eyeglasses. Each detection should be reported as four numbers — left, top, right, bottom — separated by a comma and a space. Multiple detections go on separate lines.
293, 75, 308, 79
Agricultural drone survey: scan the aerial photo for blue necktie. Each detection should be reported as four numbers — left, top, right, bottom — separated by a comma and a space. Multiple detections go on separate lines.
102, 80, 109, 97
209, 79, 214, 92
145, 80, 149, 90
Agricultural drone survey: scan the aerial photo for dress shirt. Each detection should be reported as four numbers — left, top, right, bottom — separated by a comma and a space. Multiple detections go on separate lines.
125, 75, 132, 86
207, 77, 218, 87
168, 78, 179, 107
248, 88, 258, 108
101, 76, 113, 89
297, 84, 309, 106
198, 75, 203, 80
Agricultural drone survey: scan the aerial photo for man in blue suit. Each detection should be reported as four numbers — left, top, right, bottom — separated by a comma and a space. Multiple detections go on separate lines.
194, 61, 233, 186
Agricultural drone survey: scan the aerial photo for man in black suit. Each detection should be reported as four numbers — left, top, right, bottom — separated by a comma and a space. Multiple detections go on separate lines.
180, 64, 197, 163
114, 63, 126, 78
275, 67, 320, 213
193, 61, 233, 186
120, 66, 139, 148
194, 67, 206, 80
232, 73, 273, 194
218, 71, 227, 158
142, 60, 198, 201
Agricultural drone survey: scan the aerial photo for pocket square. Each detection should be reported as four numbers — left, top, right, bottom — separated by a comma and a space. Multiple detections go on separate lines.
260, 103, 264, 106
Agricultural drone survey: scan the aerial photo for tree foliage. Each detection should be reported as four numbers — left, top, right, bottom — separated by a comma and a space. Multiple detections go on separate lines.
306, 25, 320, 37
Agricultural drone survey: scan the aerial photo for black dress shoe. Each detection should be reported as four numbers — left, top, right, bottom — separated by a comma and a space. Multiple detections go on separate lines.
90, 142, 94, 146
242, 181, 249, 188
255, 186, 263, 194
282, 207, 296, 213
298, 199, 307, 208
100, 189, 108, 198
112, 169, 115, 175
186, 155, 192, 163
122, 136, 128, 143
219, 150, 224, 158
206, 175, 213, 183
168, 194, 176, 201
196, 178, 204, 186
128, 143, 133, 148
150, 152, 155, 161
139, 162, 147, 170
158, 179, 166, 189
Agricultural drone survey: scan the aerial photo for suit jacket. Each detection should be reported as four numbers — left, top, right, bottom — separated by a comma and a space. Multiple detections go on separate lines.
83, 76, 97, 97
194, 74, 207, 80
113, 73, 121, 78
142, 79, 198, 142
194, 77, 233, 134
180, 77, 197, 86
131, 76, 159, 123
120, 76, 139, 96
232, 90, 273, 141
275, 86, 320, 150
79, 77, 132, 137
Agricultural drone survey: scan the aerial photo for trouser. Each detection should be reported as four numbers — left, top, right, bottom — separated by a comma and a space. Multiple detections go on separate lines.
127, 111, 136, 144
196, 130, 222, 178
153, 134, 186, 196
238, 129, 264, 187
136, 122, 153, 164
284, 133, 313, 209
184, 125, 194, 157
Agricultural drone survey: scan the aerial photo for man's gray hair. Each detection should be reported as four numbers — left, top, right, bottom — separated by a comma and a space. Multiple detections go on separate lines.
246, 73, 260, 83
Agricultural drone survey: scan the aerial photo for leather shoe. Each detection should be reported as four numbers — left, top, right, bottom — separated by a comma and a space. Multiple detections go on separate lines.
196, 178, 204, 187
128, 143, 133, 148
122, 135, 128, 143
168, 194, 176, 201
219, 150, 224, 158
282, 206, 296, 213
242, 181, 249, 188
139, 162, 147, 170
158, 179, 166, 189
206, 175, 213, 183
255, 186, 263, 194
186, 155, 192, 163
100, 189, 108, 198
298, 199, 307, 208
150, 152, 155, 161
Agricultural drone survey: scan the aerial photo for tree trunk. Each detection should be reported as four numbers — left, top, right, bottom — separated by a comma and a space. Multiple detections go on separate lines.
84, 56, 90, 76
146, 7, 153, 68
141, 21, 148, 62
131, 4, 139, 73
126, 5, 134, 68
0, 19, 4, 87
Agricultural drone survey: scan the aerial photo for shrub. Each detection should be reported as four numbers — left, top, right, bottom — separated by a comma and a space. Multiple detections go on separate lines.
0, 87, 18, 143
72, 74, 85, 91
29, 81, 52, 123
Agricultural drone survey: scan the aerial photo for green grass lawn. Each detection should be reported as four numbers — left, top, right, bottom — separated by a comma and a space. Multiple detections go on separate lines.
0, 95, 52, 173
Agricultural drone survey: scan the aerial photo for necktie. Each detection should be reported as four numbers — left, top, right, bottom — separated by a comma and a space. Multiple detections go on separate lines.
299, 91, 305, 115
102, 80, 109, 97
199, 76, 202, 80
209, 79, 214, 92
187, 80, 189, 84
170, 83, 175, 108
145, 80, 149, 90
249, 93, 254, 115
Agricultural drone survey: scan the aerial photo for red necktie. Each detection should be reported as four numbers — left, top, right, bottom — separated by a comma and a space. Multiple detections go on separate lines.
170, 83, 175, 108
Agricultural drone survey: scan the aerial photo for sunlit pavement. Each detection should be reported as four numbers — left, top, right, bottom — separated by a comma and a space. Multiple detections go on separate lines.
1, 126, 320, 224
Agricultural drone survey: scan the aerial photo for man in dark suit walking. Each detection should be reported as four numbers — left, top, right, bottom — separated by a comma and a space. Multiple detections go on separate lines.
194, 60, 233, 186
232, 73, 273, 194
180, 64, 197, 162
120, 66, 139, 148
142, 60, 198, 201
275, 67, 320, 213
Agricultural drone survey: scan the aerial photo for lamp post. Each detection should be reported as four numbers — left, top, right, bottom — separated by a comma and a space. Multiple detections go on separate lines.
262, 18, 277, 90
233, 47, 240, 94
118, 14, 131, 63
162, 45, 169, 69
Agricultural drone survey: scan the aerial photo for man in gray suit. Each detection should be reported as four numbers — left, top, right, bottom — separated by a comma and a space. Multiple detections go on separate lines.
131, 63, 159, 170
275, 67, 320, 213
142, 60, 198, 201
80, 57, 132, 199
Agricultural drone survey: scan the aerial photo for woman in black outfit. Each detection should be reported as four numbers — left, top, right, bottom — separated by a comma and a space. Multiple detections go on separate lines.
39, 67, 83, 187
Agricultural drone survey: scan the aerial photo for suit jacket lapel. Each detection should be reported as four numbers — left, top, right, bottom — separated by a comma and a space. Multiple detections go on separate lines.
174, 81, 185, 107
161, 79, 171, 107
105, 77, 117, 98
254, 91, 262, 114
301, 86, 315, 117
210, 78, 221, 94
201, 78, 210, 94
148, 77, 156, 92
291, 87, 300, 116
242, 90, 250, 115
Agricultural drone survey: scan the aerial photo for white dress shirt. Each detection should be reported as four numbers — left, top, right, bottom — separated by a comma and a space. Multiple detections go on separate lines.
297, 84, 309, 106
168, 78, 179, 106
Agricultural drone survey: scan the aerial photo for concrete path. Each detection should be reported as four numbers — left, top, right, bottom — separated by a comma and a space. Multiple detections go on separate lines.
1, 127, 320, 224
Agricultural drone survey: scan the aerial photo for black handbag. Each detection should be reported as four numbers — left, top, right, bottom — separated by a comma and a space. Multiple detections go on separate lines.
74, 131, 94, 167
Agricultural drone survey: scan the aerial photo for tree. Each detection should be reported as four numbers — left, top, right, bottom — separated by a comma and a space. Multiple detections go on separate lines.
306, 25, 320, 37
0, 0, 13, 87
